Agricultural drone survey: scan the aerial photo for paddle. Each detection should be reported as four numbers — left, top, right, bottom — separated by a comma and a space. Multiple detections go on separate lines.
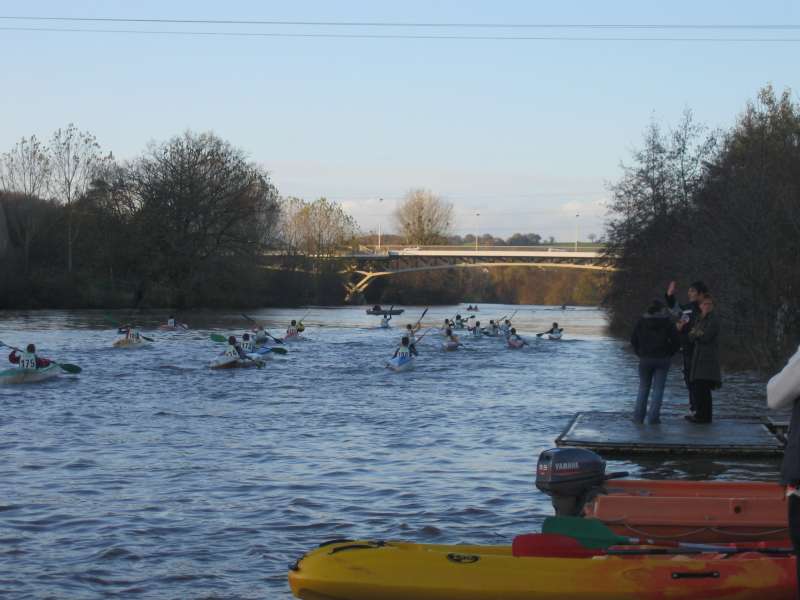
542, 516, 755, 552
512, 532, 792, 557
210, 333, 287, 355
104, 315, 155, 342
242, 313, 285, 344
413, 308, 428, 331
0, 340, 82, 374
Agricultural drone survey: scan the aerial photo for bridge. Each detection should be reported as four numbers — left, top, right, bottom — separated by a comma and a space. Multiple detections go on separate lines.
339, 245, 615, 301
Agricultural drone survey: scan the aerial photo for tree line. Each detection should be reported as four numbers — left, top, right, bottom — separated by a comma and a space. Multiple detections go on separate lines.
0, 128, 359, 308
604, 85, 800, 372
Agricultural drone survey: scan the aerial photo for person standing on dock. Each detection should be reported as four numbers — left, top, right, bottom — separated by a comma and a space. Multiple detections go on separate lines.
767, 341, 800, 595
630, 299, 680, 424
680, 293, 721, 423
666, 280, 709, 418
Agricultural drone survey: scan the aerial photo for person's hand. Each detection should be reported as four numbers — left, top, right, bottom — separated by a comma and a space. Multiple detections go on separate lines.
676, 320, 687, 331
667, 281, 677, 296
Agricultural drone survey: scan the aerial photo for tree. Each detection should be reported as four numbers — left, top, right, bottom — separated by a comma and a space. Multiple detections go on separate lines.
587, 233, 597, 243
507, 232, 542, 246
393, 189, 453, 245
129, 131, 280, 301
279, 196, 359, 257
49, 124, 112, 272
0, 136, 54, 273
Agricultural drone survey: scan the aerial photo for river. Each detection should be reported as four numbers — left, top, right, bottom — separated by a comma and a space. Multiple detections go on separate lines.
0, 304, 780, 599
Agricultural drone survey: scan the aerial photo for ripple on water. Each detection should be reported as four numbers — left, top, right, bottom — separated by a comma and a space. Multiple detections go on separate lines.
0, 306, 777, 599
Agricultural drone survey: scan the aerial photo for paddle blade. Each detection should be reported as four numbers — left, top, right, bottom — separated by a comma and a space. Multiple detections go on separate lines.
103, 314, 120, 327
512, 533, 600, 558
241, 313, 257, 324
270, 346, 288, 355
141, 335, 155, 343
542, 516, 629, 549
210, 333, 228, 343
57, 363, 82, 374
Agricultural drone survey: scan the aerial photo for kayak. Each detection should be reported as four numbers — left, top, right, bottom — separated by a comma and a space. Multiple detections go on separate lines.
112, 337, 147, 349
0, 364, 60, 385
283, 334, 305, 342
366, 309, 405, 316
442, 340, 460, 351
208, 356, 264, 369
379, 321, 391, 329
548, 332, 563, 340
157, 323, 188, 331
386, 355, 414, 372
584, 479, 789, 543
288, 539, 794, 600
507, 337, 525, 349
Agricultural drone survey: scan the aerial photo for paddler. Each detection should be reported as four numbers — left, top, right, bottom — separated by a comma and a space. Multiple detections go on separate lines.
487, 320, 499, 336
445, 328, 460, 344
538, 322, 563, 337
119, 325, 141, 341
405, 323, 420, 343
240, 332, 255, 353
286, 320, 299, 338
455, 314, 464, 329
223, 335, 246, 359
472, 321, 482, 337
8, 344, 51, 369
508, 328, 525, 345
254, 325, 269, 344
393, 336, 418, 359
167, 315, 176, 328
442, 318, 452, 334
500, 319, 511, 337
467, 315, 477, 331
380, 314, 392, 328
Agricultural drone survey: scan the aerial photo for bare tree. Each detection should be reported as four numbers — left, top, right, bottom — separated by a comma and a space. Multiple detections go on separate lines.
0, 136, 53, 272
49, 124, 112, 272
280, 197, 358, 257
393, 189, 454, 244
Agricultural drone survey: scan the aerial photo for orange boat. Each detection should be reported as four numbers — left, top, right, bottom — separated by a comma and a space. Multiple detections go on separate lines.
584, 479, 789, 543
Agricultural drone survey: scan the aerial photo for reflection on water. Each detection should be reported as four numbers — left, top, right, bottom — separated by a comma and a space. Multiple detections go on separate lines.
0, 304, 778, 598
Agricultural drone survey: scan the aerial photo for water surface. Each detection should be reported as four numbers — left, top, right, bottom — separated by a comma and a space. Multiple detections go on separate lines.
0, 305, 779, 599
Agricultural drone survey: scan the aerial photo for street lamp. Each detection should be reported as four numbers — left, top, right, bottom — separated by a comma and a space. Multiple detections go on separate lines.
574, 213, 580, 252
475, 212, 480, 252
377, 197, 384, 250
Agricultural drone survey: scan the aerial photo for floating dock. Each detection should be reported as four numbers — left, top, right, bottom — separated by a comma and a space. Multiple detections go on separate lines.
555, 411, 785, 456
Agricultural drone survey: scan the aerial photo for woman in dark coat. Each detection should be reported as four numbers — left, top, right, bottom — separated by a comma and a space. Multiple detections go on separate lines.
682, 293, 721, 423
630, 299, 680, 424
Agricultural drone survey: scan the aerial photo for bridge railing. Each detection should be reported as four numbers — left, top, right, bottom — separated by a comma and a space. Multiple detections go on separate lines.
355, 244, 605, 255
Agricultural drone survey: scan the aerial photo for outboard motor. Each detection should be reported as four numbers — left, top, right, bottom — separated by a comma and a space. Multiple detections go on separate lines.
535, 448, 627, 516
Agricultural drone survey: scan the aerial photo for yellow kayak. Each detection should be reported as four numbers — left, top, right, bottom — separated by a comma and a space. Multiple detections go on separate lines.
288, 539, 794, 600
112, 337, 147, 349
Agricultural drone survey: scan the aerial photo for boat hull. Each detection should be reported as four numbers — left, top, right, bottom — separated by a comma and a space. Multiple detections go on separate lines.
288, 539, 794, 600
584, 479, 789, 543
0, 364, 60, 384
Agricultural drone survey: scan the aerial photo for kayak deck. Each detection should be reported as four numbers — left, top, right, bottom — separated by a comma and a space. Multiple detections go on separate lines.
289, 539, 794, 600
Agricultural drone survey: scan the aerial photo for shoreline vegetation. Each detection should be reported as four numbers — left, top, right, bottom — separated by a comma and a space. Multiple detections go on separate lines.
2, 85, 797, 372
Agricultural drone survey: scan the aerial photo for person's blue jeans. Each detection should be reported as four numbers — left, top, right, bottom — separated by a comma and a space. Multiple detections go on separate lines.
633, 357, 671, 424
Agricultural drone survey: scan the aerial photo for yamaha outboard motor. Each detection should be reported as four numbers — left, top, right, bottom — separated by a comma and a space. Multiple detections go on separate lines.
535, 448, 627, 516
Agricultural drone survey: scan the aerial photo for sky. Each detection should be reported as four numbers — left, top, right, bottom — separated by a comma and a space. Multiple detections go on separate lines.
1, 1, 798, 240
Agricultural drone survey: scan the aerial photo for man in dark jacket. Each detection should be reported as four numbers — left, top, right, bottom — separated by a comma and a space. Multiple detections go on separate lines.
666, 280, 709, 418
767, 343, 800, 597
631, 299, 680, 424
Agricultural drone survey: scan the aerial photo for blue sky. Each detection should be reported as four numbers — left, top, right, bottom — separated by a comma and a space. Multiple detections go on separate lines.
1, 0, 798, 240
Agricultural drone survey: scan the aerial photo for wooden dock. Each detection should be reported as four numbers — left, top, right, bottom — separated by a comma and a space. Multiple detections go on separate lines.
555, 411, 785, 457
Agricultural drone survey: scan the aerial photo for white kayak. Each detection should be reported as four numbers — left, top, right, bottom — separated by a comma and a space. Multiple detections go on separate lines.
209, 356, 265, 370
0, 364, 60, 384
282, 334, 305, 343
442, 340, 460, 351
386, 355, 415, 372
112, 337, 148, 349
548, 332, 563, 340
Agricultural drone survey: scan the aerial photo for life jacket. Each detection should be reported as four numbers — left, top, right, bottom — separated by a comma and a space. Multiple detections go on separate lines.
397, 346, 411, 358
19, 351, 38, 369
167, 318, 176, 327
406, 332, 417, 345
223, 344, 239, 358
287, 326, 298, 336
472, 328, 481, 337
241, 339, 254, 352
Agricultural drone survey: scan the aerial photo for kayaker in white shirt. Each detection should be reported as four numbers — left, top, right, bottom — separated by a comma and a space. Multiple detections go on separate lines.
240, 333, 255, 353
380, 314, 392, 328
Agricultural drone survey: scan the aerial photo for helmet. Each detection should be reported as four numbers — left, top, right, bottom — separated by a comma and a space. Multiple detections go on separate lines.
26, 343, 36, 352
228, 335, 236, 344
243, 333, 250, 340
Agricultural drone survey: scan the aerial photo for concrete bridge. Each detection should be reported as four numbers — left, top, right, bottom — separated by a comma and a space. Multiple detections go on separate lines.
340, 245, 615, 301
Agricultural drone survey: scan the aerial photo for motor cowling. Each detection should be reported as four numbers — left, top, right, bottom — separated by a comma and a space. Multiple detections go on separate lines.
535, 448, 607, 516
